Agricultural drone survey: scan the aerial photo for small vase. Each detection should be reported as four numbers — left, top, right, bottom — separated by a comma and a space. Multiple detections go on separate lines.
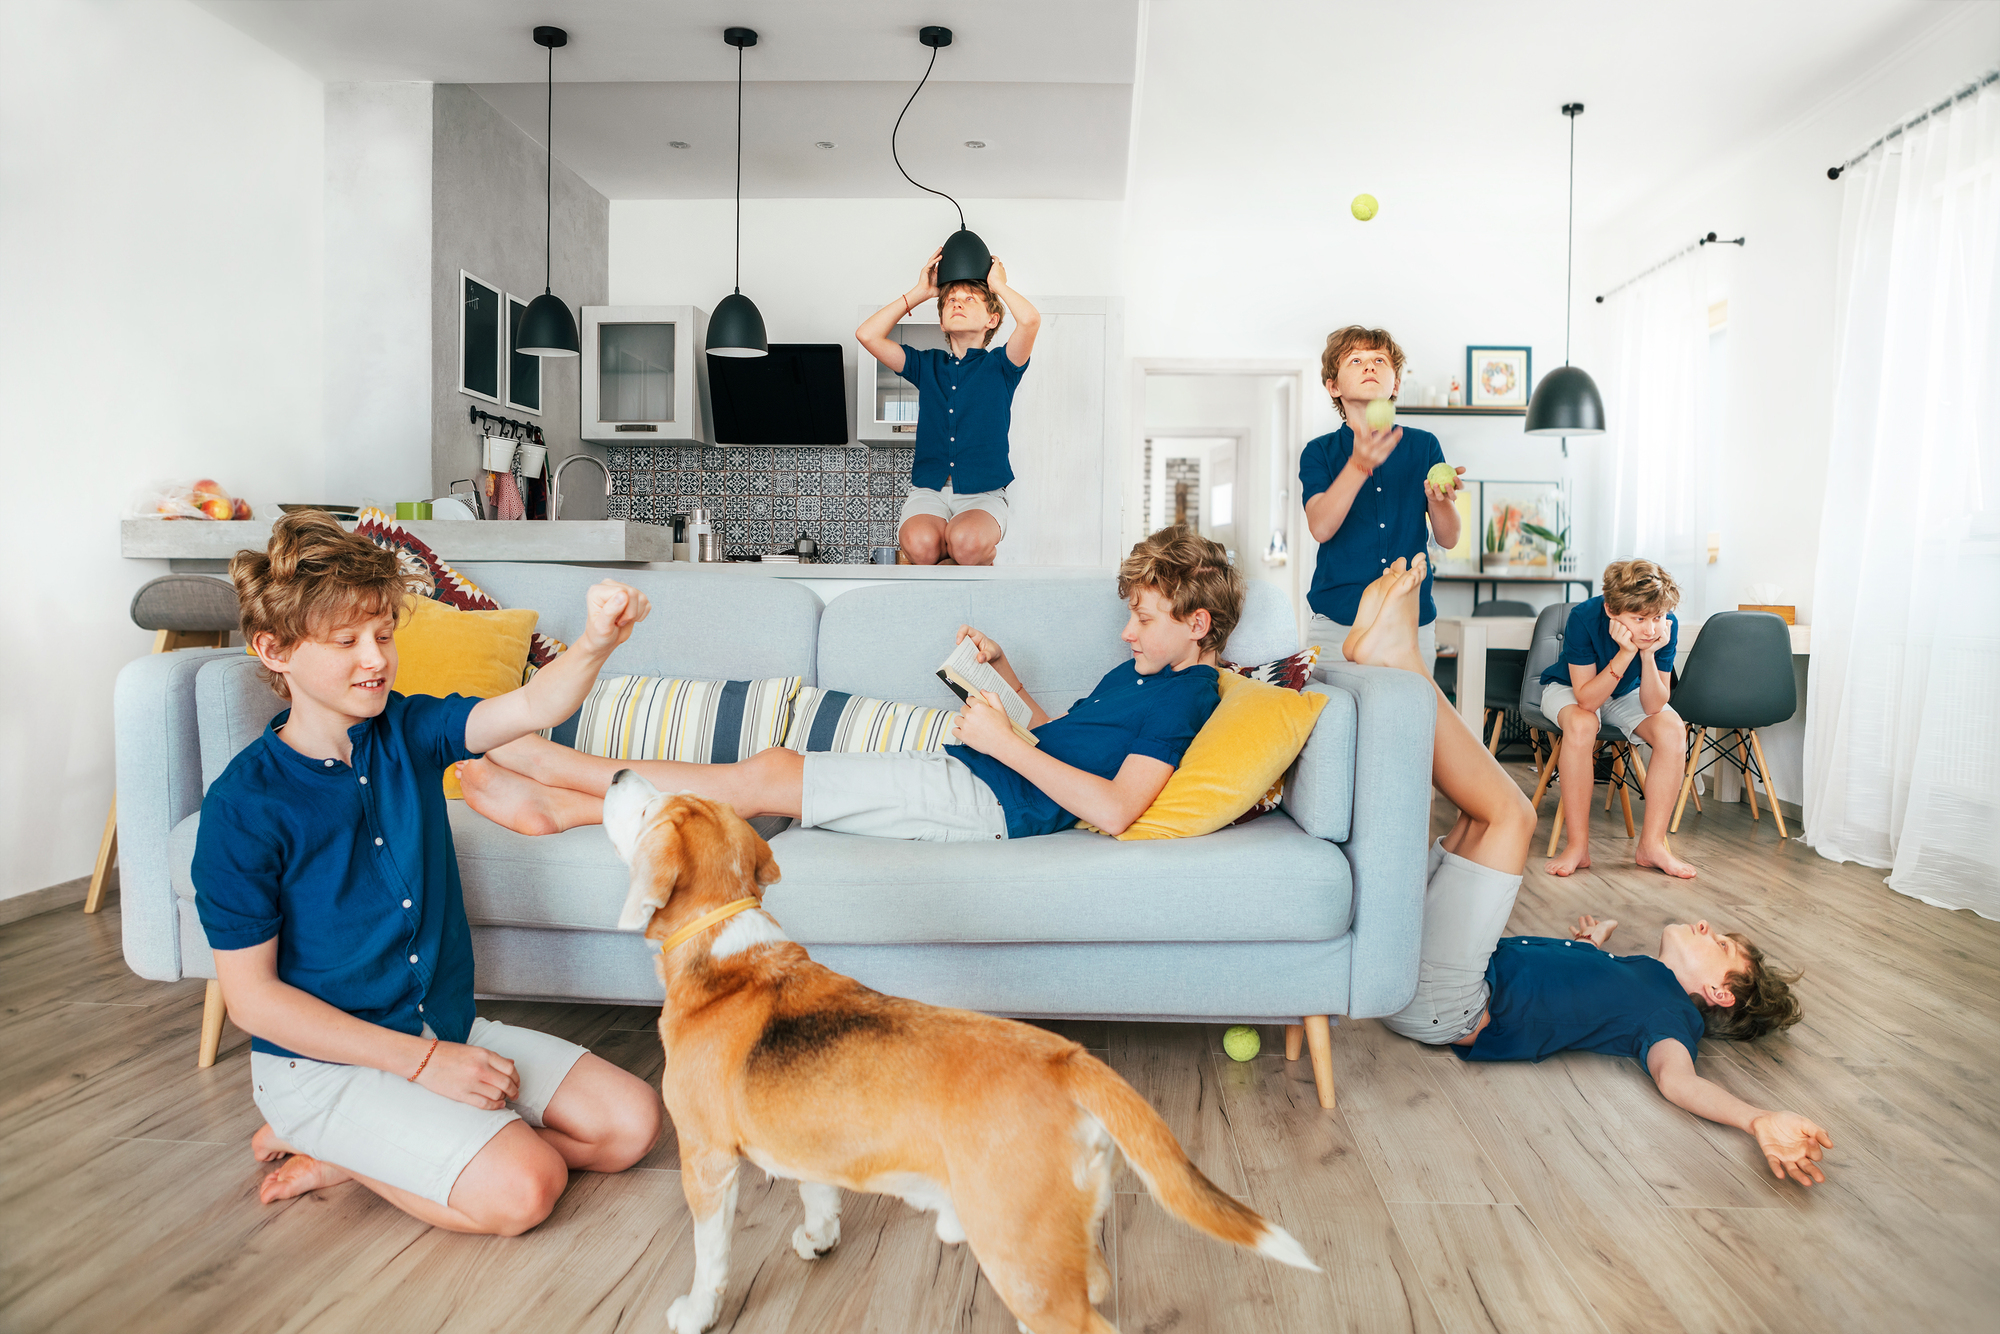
1481, 553, 1511, 574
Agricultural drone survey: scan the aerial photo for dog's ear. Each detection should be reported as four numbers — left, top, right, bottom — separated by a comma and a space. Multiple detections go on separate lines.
751, 832, 781, 889
614, 795, 684, 933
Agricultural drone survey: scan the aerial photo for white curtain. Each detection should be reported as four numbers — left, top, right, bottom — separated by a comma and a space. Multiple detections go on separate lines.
1588, 249, 1712, 617
1804, 72, 2000, 916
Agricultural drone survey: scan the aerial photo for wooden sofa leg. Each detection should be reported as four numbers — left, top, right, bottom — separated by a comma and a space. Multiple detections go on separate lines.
198, 980, 226, 1069
85, 797, 118, 914
1285, 1023, 1304, 1061
1302, 1015, 1335, 1110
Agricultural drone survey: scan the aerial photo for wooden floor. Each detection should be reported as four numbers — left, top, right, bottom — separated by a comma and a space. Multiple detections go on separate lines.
5, 771, 1998, 1333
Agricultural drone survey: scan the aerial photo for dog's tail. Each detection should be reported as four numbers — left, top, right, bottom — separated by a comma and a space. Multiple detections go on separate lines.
1064, 1051, 1320, 1272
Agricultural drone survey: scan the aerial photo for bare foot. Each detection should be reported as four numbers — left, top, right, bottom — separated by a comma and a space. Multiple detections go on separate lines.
1342, 558, 1407, 655
258, 1153, 354, 1204
1344, 555, 1427, 673
1636, 843, 1698, 879
251, 1123, 295, 1163
458, 758, 568, 836
1545, 841, 1592, 877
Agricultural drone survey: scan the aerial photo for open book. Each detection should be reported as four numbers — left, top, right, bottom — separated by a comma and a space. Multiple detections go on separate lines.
938, 637, 1041, 748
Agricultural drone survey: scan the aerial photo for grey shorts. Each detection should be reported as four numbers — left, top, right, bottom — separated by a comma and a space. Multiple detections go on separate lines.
800, 750, 1008, 841
1382, 839, 1522, 1045
250, 1017, 588, 1206
1540, 681, 1652, 740
899, 483, 1010, 537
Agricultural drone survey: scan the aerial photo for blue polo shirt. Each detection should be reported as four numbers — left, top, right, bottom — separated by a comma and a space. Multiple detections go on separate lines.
1299, 424, 1447, 625
947, 660, 1220, 839
1458, 937, 1706, 1066
1538, 596, 1680, 699
192, 692, 482, 1061
897, 343, 1028, 495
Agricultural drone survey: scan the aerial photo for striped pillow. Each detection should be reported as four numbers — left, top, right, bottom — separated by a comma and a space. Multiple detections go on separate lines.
576, 675, 801, 763
784, 687, 958, 754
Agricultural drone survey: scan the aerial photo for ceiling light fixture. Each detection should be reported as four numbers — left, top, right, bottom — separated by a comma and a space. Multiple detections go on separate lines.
707, 27, 768, 358
963, 140, 986, 149
894, 27, 990, 287
1524, 103, 1605, 443
815, 140, 836, 149
516, 26, 580, 356
669, 140, 691, 150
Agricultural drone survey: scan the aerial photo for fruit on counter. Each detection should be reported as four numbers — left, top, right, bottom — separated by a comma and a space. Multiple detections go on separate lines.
199, 496, 234, 520
232, 497, 252, 520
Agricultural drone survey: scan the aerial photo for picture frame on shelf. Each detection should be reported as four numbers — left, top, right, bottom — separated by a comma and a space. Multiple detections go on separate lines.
1465, 345, 1532, 408
458, 269, 503, 405
504, 292, 541, 415
1433, 484, 1478, 572
1477, 479, 1569, 576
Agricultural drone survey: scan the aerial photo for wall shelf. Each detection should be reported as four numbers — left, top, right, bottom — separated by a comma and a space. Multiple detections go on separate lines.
1395, 405, 1526, 417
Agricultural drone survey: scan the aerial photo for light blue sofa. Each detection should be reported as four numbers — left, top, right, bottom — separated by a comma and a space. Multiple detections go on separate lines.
113, 565, 1435, 1107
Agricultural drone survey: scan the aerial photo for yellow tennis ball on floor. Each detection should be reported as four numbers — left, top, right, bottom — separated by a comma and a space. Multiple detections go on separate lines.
1351, 193, 1379, 221
1428, 462, 1458, 492
1222, 1025, 1261, 1062
1365, 396, 1396, 431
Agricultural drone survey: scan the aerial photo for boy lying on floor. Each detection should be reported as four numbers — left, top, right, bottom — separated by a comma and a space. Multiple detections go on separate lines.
1342, 555, 1835, 1186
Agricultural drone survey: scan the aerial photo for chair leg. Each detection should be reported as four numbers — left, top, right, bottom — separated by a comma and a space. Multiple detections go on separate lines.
1302, 1015, 1335, 1110
1487, 710, 1505, 755
198, 980, 226, 1068
1285, 1023, 1304, 1062
1734, 732, 1760, 821
1613, 750, 1636, 838
1748, 730, 1787, 839
1602, 745, 1618, 813
1672, 727, 1704, 833
1529, 739, 1560, 810
85, 797, 118, 913
1547, 801, 1564, 858
1626, 743, 1649, 788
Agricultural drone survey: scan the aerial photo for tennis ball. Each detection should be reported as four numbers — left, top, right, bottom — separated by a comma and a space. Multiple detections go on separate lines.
1428, 462, 1458, 492
1364, 396, 1395, 432
1351, 193, 1379, 221
1222, 1025, 1261, 1062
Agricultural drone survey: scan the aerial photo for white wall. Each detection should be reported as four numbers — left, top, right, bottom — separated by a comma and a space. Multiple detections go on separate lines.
0, 0, 326, 905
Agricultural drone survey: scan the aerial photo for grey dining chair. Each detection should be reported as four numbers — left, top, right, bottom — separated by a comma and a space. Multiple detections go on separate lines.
1668, 611, 1798, 839
1519, 601, 1649, 854
1474, 599, 1535, 754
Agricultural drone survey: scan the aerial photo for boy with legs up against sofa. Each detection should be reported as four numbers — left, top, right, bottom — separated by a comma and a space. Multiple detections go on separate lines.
1343, 555, 1834, 1186
1540, 559, 1696, 879
194, 513, 662, 1233
460, 528, 1239, 844
856, 248, 1040, 566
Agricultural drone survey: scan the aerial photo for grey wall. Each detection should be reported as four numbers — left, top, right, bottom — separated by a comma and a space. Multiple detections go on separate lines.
430, 84, 608, 507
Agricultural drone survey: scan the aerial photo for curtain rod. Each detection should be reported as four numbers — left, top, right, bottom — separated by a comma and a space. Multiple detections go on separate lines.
1594, 233, 1744, 304
1828, 66, 1998, 179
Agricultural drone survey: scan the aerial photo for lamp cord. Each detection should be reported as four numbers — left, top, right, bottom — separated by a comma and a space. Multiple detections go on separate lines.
1564, 109, 1575, 367
891, 42, 965, 229
733, 42, 743, 293
544, 41, 553, 294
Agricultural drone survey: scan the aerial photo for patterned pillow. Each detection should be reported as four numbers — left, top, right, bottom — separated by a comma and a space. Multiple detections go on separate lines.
1221, 645, 1323, 824
784, 687, 958, 754
354, 508, 568, 673
577, 675, 801, 763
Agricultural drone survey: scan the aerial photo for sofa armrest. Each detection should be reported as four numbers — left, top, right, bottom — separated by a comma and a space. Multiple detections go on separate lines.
1280, 682, 1357, 841
114, 648, 240, 982
1310, 661, 1436, 1018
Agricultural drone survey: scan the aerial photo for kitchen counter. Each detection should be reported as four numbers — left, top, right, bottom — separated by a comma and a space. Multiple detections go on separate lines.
123, 518, 673, 566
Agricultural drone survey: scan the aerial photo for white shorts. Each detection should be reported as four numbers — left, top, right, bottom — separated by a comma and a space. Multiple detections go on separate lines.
899, 483, 1010, 537
1540, 681, 1652, 740
800, 750, 1008, 842
1382, 838, 1522, 1044
250, 1016, 589, 1206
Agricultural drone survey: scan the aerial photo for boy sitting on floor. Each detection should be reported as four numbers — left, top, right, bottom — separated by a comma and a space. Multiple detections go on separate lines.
195, 512, 663, 1233
460, 527, 1240, 843
1342, 554, 1834, 1186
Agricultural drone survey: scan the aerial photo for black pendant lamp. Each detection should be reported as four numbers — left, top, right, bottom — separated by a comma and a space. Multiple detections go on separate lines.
708, 27, 768, 357
517, 26, 580, 357
895, 27, 990, 287
1524, 103, 1605, 438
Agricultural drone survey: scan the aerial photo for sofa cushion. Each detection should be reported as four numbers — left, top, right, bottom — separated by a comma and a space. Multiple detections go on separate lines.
196, 655, 287, 793
783, 687, 957, 754
444, 803, 1350, 946
575, 674, 801, 762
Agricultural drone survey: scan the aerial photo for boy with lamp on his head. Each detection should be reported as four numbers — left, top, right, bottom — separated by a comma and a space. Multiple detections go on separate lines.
857, 247, 1041, 566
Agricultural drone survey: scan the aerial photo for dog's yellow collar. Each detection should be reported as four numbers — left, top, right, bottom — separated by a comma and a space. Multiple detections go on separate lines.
658, 897, 773, 954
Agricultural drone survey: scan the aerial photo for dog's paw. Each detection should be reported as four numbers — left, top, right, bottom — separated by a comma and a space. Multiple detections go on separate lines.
667, 1293, 719, 1334
792, 1218, 840, 1259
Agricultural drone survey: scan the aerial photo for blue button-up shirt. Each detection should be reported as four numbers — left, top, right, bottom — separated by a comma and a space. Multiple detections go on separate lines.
897, 342, 1028, 495
1299, 423, 1446, 625
1539, 596, 1680, 699
193, 692, 482, 1060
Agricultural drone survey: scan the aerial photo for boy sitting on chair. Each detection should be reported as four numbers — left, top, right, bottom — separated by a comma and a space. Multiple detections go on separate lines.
1539, 559, 1696, 879
1342, 554, 1833, 1187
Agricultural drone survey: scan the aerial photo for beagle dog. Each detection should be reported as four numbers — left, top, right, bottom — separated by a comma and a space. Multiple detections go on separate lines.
605, 772, 1319, 1334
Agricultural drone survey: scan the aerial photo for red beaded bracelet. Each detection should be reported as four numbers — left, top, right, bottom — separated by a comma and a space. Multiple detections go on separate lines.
408, 1035, 440, 1083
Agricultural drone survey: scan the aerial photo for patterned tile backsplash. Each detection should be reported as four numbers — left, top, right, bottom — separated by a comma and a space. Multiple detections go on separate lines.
604, 445, 914, 564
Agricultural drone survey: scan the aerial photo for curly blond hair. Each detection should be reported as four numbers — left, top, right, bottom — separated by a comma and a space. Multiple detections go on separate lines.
1601, 559, 1682, 616
229, 511, 421, 700
1320, 326, 1407, 422
1117, 526, 1245, 654
1699, 934, 1803, 1042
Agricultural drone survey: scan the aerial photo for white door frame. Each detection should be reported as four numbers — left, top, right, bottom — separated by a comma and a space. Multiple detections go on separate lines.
1142, 427, 1246, 537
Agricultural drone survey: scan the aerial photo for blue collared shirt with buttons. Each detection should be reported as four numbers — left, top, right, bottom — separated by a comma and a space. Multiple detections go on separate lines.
193, 692, 482, 1060
897, 342, 1029, 495
1299, 423, 1448, 625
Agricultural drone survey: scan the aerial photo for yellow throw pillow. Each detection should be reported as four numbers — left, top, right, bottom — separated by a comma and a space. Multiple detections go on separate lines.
392, 597, 539, 798
1111, 670, 1328, 841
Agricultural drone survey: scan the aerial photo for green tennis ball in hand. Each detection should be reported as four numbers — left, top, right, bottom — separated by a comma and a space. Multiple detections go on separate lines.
1351, 193, 1379, 221
1364, 396, 1396, 432
1222, 1025, 1261, 1062
1428, 462, 1458, 493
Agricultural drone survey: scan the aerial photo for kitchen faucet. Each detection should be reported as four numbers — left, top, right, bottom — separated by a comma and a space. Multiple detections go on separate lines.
550, 452, 612, 520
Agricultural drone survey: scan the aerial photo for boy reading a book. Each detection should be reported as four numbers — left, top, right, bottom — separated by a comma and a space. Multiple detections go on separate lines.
194, 513, 663, 1234
458, 528, 1240, 843
856, 247, 1041, 566
1342, 554, 1833, 1186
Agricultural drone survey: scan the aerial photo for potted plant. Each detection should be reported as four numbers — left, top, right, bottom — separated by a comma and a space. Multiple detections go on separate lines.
1482, 503, 1520, 573
1522, 520, 1569, 572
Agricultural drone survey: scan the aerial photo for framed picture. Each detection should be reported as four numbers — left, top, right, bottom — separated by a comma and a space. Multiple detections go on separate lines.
505, 292, 541, 415
459, 269, 503, 404
1477, 479, 1571, 573
1465, 345, 1532, 408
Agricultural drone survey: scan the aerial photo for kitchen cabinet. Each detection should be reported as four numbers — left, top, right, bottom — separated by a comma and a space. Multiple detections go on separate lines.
855, 304, 948, 443
581, 305, 712, 444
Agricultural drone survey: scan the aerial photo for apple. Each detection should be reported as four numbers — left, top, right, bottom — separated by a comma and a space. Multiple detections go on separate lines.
199, 496, 232, 521
232, 497, 252, 520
